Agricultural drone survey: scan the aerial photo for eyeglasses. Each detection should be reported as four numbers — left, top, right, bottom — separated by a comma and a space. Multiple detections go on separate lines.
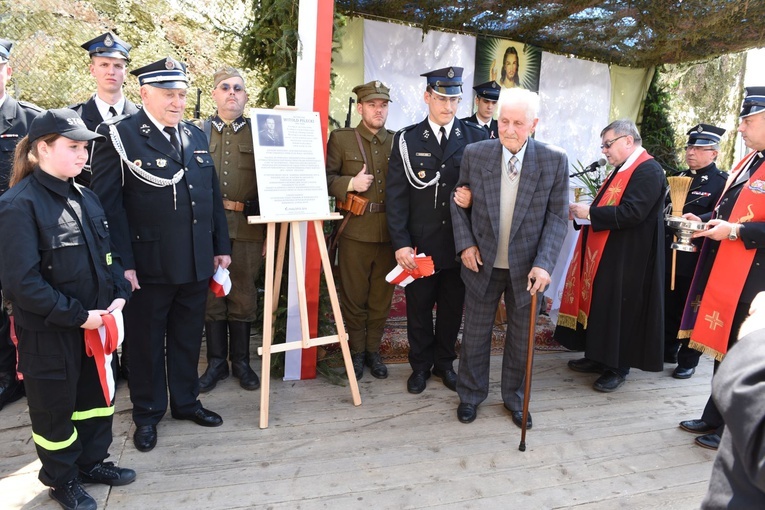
685, 146, 716, 152
600, 135, 627, 149
430, 93, 461, 105
217, 83, 245, 93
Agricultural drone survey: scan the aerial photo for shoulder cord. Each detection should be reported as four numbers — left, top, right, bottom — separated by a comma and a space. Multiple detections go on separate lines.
399, 133, 440, 208
108, 124, 184, 210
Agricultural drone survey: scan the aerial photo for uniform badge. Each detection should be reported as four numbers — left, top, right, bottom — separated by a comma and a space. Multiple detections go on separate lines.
415, 152, 431, 157
749, 179, 765, 194
232, 119, 246, 132
133, 159, 142, 167
0, 133, 18, 138
447, 68, 455, 78
418, 170, 426, 178
140, 124, 151, 135
454, 127, 461, 137
696, 125, 704, 133
165, 57, 175, 70
196, 156, 204, 163
212, 120, 225, 132
157, 159, 167, 167
701, 175, 708, 182
423, 129, 430, 139
104, 34, 114, 47
106, 252, 112, 265
182, 126, 191, 136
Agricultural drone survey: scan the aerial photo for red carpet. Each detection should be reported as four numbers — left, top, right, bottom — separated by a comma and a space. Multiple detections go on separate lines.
380, 287, 566, 364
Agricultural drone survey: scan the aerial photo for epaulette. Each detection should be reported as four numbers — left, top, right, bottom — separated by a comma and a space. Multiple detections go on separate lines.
181, 119, 204, 134
18, 101, 43, 113
461, 120, 485, 131
68, 102, 86, 112
102, 113, 132, 125
397, 123, 417, 135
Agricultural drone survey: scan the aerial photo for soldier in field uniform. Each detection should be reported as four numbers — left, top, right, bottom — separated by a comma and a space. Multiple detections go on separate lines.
326, 80, 396, 381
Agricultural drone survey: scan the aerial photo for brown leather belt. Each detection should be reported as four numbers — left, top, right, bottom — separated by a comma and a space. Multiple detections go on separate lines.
222, 199, 245, 212
367, 202, 385, 213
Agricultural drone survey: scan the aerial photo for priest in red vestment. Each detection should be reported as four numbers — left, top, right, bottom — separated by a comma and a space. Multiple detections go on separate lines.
555, 119, 666, 392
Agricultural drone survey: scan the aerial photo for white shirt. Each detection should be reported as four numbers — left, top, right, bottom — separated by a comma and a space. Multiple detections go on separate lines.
428, 117, 455, 145
94, 94, 126, 121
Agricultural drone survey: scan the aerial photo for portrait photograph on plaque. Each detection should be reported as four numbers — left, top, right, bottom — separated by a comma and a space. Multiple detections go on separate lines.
250, 108, 330, 220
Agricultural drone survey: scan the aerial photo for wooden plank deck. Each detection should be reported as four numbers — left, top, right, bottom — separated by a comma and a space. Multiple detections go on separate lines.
1, 349, 717, 509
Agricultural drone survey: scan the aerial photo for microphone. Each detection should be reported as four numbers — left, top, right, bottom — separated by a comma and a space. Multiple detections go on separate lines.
570, 158, 607, 178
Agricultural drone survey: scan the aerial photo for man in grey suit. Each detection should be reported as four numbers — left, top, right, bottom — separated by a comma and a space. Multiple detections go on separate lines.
451, 88, 569, 426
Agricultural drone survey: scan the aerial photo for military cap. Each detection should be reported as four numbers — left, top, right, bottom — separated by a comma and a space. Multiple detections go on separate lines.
473, 80, 500, 101
81, 32, 131, 61
352, 80, 391, 102
421, 66, 463, 97
0, 39, 12, 64
28, 108, 105, 143
740, 86, 765, 118
213, 66, 244, 88
686, 124, 725, 147
131, 57, 188, 89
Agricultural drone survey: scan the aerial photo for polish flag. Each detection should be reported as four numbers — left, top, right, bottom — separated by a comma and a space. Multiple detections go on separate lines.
209, 266, 232, 297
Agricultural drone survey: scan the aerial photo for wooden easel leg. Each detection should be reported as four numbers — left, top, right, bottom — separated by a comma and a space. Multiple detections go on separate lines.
312, 221, 361, 405
259, 222, 278, 429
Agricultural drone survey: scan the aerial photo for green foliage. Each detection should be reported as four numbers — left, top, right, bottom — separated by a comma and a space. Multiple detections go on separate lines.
571, 160, 607, 201
640, 68, 680, 176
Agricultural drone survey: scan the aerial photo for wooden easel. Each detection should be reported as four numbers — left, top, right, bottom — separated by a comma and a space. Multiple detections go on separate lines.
251, 216, 361, 428
249, 91, 361, 429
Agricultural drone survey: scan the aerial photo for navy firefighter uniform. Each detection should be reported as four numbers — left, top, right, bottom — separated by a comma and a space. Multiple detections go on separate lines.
386, 66, 488, 392
90, 58, 230, 446
0, 110, 132, 491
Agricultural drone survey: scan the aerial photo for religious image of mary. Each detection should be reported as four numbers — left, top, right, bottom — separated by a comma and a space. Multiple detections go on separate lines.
475, 38, 541, 92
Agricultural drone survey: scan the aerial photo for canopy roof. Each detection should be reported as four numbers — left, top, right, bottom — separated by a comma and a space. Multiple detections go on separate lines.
337, 1, 765, 67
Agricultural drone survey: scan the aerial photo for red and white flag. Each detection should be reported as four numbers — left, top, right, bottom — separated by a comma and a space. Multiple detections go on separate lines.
386, 252, 436, 287
209, 266, 232, 297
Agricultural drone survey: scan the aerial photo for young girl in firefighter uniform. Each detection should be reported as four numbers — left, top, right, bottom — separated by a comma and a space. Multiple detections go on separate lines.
0, 109, 134, 510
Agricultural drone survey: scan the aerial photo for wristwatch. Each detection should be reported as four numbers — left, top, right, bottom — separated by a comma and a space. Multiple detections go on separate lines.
728, 224, 739, 241
586, 213, 591, 221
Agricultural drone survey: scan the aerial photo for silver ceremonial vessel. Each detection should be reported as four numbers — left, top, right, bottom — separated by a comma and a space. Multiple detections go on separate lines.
665, 215, 707, 252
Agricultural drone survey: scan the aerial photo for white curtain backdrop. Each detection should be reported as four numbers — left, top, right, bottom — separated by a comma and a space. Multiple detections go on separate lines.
363, 19, 476, 131
535, 53, 611, 322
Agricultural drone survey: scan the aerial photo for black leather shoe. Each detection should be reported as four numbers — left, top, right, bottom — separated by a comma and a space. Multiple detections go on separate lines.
232, 360, 261, 390
567, 358, 604, 374
407, 370, 430, 394
679, 419, 716, 434
365, 352, 388, 379
172, 407, 223, 427
593, 371, 626, 392
79, 461, 136, 486
432, 367, 457, 392
199, 358, 229, 393
672, 366, 695, 379
695, 432, 721, 450
0, 373, 24, 411
133, 425, 157, 452
49, 479, 96, 510
510, 410, 533, 430
457, 403, 477, 423
351, 352, 365, 381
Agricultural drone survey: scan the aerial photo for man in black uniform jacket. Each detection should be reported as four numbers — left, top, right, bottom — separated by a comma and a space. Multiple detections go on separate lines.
461, 80, 499, 139
664, 124, 727, 379
70, 32, 140, 188
0, 37, 41, 411
387, 66, 487, 394
91, 57, 231, 453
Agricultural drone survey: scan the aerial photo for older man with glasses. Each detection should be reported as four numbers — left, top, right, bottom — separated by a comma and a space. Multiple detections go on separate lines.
556, 119, 666, 393
386, 66, 487, 395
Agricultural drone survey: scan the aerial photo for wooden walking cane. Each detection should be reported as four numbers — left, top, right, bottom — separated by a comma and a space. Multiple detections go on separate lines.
519, 284, 538, 452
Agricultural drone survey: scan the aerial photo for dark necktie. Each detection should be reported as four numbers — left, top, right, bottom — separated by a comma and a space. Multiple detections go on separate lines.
108, 106, 118, 118
164, 126, 181, 156
508, 155, 519, 182
439, 126, 448, 152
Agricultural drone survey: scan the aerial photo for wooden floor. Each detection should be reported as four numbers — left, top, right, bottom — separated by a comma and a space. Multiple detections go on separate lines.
2, 350, 717, 510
